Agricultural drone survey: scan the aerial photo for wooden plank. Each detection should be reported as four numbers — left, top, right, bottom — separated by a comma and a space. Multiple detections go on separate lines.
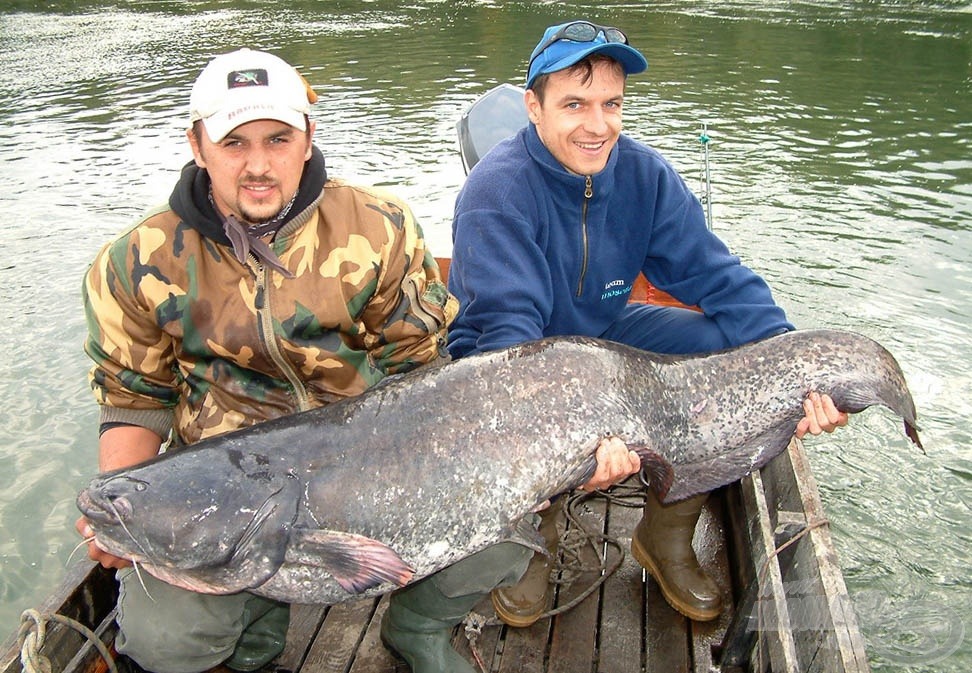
300, 597, 379, 672
494, 496, 582, 672
782, 441, 872, 673
453, 594, 504, 673
645, 575, 690, 673
546, 493, 606, 673
62, 609, 118, 673
597, 492, 645, 673
720, 477, 756, 652
495, 614, 549, 672
277, 603, 326, 671
347, 596, 408, 673
717, 438, 870, 673
642, 493, 738, 673
642, 488, 738, 673
736, 463, 802, 672
689, 491, 733, 673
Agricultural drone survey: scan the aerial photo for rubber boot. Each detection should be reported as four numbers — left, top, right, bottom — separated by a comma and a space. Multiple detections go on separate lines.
490, 500, 563, 627
631, 490, 722, 622
381, 542, 532, 673
225, 599, 290, 671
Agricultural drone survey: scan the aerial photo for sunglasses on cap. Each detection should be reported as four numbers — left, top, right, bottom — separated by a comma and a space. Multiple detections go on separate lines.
528, 21, 629, 69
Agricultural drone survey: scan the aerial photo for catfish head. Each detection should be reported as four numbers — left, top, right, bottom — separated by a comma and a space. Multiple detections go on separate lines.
76, 447, 300, 595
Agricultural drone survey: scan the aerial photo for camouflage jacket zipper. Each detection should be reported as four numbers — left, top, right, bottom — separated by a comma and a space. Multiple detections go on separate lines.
251, 258, 312, 412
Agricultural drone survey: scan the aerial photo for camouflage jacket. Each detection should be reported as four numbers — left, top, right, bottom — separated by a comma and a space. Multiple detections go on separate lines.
84, 148, 456, 444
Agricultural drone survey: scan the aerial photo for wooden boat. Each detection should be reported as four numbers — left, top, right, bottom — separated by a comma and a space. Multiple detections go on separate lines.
2, 84, 872, 673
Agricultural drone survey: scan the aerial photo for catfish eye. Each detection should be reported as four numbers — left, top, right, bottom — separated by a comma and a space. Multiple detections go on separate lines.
104, 474, 150, 499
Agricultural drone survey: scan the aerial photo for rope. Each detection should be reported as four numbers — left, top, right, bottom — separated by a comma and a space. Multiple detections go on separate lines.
462, 480, 645, 645
539, 487, 634, 616
18, 609, 118, 673
462, 612, 490, 673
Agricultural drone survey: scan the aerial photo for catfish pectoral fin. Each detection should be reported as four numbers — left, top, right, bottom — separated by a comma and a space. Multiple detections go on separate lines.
628, 444, 674, 501
287, 528, 415, 594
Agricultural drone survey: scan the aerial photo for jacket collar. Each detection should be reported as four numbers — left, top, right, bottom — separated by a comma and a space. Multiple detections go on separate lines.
523, 123, 620, 195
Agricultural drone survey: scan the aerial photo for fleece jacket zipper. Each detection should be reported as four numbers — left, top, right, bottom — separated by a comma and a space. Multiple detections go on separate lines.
576, 175, 593, 297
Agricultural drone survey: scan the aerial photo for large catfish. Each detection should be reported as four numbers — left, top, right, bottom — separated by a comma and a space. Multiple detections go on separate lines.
77, 329, 922, 604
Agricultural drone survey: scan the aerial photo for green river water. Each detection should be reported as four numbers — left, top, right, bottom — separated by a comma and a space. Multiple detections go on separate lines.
1, 2, 969, 670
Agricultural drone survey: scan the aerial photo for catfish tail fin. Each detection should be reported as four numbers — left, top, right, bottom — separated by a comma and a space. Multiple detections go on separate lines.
627, 444, 674, 501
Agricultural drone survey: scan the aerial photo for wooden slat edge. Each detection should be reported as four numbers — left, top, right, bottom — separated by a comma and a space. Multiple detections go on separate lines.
2, 561, 118, 673
738, 466, 802, 671
786, 440, 872, 673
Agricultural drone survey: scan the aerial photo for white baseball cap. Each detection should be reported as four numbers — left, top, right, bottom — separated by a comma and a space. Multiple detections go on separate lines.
189, 48, 316, 142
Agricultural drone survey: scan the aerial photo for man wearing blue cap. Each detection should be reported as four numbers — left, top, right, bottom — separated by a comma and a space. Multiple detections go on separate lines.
381, 20, 847, 672
453, 16, 847, 622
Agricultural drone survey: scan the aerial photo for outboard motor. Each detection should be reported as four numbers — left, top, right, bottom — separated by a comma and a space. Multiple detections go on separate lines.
456, 83, 528, 174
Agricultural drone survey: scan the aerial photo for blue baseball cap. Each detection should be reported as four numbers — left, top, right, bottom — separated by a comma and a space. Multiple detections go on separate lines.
526, 21, 648, 90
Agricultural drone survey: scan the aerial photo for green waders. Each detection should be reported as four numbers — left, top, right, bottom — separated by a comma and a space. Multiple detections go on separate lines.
381, 541, 532, 673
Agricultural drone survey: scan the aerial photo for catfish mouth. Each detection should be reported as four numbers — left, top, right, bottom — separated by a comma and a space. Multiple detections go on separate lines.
78, 490, 213, 592
76, 487, 152, 562
75, 461, 299, 596
77, 487, 132, 525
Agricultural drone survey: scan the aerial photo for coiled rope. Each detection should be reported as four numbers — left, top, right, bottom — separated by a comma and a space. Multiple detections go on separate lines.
18, 608, 118, 673
462, 481, 644, 670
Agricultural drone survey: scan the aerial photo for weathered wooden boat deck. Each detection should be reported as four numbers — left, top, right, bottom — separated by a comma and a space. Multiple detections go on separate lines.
275, 485, 732, 673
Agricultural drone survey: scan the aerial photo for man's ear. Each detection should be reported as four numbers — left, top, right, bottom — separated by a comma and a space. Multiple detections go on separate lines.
524, 89, 542, 125
186, 126, 206, 168
304, 120, 316, 161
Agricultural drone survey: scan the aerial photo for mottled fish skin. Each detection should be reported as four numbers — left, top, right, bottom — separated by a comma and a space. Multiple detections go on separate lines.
77, 329, 921, 604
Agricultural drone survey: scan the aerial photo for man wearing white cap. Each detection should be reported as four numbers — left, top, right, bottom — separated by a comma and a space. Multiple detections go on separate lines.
443, 19, 848, 640
77, 48, 456, 672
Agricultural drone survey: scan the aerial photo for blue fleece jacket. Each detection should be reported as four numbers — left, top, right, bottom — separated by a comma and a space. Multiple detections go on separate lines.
447, 124, 793, 358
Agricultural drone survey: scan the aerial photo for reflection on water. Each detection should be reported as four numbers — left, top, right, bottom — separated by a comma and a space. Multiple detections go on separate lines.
1, 2, 970, 669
